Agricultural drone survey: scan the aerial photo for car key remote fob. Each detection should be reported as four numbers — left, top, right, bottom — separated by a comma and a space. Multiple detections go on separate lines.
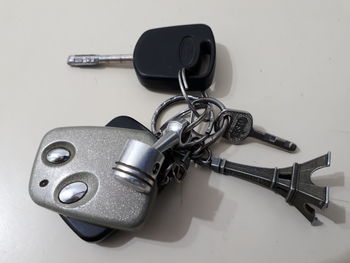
29, 121, 159, 230
60, 116, 156, 242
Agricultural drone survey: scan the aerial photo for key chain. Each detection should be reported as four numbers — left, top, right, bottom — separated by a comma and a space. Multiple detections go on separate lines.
28, 25, 334, 243
28, 69, 332, 242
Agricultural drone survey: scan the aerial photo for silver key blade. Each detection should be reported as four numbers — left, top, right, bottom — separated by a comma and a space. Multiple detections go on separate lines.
67, 54, 133, 67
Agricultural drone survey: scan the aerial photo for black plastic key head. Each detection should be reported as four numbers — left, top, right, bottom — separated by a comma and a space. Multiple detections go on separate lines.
133, 24, 216, 91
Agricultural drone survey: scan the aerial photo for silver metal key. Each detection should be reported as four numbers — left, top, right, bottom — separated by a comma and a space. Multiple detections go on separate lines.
67, 54, 133, 67
223, 110, 297, 152
66, 24, 216, 92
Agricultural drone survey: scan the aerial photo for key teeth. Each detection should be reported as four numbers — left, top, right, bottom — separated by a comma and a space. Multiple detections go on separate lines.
67, 55, 99, 66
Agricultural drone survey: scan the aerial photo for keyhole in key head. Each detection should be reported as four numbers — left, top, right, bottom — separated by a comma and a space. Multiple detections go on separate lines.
153, 163, 161, 175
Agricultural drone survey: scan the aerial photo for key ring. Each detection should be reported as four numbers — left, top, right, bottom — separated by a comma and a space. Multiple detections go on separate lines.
178, 68, 201, 118
159, 102, 213, 134
152, 94, 230, 157
151, 95, 227, 134
151, 95, 201, 134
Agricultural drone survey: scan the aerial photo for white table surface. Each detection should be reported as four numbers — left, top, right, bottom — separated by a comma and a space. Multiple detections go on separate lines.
1, 1, 349, 262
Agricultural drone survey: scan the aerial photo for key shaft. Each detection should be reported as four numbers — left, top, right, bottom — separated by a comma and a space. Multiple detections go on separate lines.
250, 129, 297, 152
67, 54, 133, 67
222, 110, 297, 152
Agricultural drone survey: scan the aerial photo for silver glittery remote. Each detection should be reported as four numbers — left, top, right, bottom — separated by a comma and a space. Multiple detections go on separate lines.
29, 126, 157, 230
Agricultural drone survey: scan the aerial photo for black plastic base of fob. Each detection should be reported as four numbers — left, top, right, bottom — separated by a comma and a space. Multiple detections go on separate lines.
60, 116, 154, 242
60, 215, 115, 243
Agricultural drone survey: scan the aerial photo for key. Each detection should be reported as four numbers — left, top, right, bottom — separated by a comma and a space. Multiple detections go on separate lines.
67, 24, 216, 91
29, 125, 161, 230
207, 152, 331, 224
222, 110, 297, 152
113, 118, 189, 193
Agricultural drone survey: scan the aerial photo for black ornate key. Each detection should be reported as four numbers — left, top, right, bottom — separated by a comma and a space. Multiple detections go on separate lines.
222, 110, 297, 152
67, 24, 216, 91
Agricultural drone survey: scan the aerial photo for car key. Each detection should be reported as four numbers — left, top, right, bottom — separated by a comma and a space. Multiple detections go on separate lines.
221, 110, 297, 152
29, 125, 161, 230
67, 24, 216, 91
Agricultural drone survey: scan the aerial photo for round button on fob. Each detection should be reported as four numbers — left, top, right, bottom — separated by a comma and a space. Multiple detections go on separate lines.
59, 182, 88, 204
46, 148, 70, 164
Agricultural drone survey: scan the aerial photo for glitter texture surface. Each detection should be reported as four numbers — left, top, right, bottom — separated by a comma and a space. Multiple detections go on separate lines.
29, 126, 157, 230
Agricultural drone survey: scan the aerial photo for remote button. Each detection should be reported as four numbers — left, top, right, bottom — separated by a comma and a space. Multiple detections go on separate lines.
46, 148, 70, 164
59, 182, 87, 204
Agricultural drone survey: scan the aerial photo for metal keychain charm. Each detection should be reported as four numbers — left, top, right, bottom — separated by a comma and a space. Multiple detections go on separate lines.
113, 118, 189, 193
148, 68, 333, 224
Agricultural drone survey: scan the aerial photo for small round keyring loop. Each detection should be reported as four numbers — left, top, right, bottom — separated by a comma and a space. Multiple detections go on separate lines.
154, 102, 212, 148
192, 148, 212, 166
191, 114, 231, 156
213, 108, 235, 132
177, 98, 229, 151
152, 95, 227, 133
151, 94, 201, 134
152, 96, 227, 148
152, 96, 228, 149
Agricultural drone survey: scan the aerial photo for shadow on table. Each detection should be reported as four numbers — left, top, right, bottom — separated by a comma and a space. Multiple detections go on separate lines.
209, 43, 233, 98
99, 164, 237, 248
